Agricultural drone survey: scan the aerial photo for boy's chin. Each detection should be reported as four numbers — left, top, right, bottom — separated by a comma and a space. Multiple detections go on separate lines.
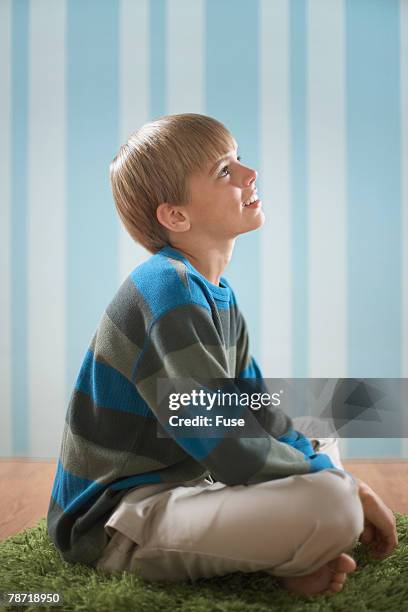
236, 227, 264, 239
242, 212, 265, 233
231, 213, 265, 238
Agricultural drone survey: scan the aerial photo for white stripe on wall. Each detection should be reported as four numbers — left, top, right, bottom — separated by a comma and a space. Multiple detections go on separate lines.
260, 0, 292, 377
0, 0, 12, 457
167, 0, 204, 114
28, 0, 66, 458
307, 0, 347, 456
118, 0, 150, 284
401, 0, 408, 455
307, 0, 346, 378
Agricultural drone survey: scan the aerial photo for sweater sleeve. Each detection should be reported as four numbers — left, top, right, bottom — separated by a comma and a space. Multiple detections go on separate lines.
235, 307, 295, 438
234, 308, 339, 472
134, 301, 332, 486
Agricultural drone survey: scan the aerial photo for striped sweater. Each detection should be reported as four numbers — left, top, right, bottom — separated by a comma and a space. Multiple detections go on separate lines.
47, 245, 338, 566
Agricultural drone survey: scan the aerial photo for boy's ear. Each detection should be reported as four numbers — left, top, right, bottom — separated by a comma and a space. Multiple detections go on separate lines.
156, 203, 191, 233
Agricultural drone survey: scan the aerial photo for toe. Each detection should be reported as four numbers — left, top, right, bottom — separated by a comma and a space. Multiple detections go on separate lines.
328, 553, 356, 574
330, 571, 346, 585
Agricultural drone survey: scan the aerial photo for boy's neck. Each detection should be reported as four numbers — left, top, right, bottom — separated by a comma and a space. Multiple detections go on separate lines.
170, 240, 235, 286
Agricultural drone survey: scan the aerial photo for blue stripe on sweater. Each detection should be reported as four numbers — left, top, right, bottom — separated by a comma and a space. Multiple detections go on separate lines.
130, 249, 234, 319
188, 276, 232, 310
130, 252, 194, 319
239, 356, 263, 379
51, 460, 164, 511
51, 460, 103, 513
110, 472, 163, 491
75, 350, 154, 417
307, 453, 336, 473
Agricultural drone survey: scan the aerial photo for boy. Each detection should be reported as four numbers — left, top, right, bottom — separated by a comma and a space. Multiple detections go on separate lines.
47, 114, 396, 596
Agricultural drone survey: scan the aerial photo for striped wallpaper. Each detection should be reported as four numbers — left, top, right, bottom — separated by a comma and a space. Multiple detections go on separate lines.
0, 0, 407, 459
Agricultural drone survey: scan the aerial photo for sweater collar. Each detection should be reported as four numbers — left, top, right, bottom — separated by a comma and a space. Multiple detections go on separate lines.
159, 245, 231, 300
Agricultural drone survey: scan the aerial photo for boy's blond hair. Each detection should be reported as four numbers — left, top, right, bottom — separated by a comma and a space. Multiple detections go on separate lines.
110, 113, 236, 253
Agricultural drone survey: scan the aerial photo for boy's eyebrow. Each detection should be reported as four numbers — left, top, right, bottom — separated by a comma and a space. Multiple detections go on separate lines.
208, 147, 239, 175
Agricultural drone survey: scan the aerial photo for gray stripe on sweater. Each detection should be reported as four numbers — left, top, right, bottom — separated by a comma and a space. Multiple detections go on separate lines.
66, 390, 188, 463
59, 422, 168, 483
90, 311, 141, 382
105, 276, 151, 348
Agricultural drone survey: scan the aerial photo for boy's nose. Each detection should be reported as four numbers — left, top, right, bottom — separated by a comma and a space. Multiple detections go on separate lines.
243, 167, 257, 187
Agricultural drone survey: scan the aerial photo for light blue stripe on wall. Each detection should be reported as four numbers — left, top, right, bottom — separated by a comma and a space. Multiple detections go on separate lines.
11, 0, 29, 455
118, 0, 150, 283
401, 0, 408, 456
0, 0, 12, 456
150, 0, 166, 119
290, 0, 308, 377
206, 0, 261, 360
307, 0, 348, 458
346, 0, 401, 457
67, 0, 119, 394
401, 0, 408, 377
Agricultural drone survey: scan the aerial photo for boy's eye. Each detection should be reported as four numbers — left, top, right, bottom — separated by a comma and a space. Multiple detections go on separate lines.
219, 156, 241, 178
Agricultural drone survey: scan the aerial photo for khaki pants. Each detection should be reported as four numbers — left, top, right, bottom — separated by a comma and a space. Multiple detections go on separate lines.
95, 420, 364, 582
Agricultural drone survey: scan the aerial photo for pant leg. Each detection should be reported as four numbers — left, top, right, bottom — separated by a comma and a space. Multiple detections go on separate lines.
95, 466, 364, 583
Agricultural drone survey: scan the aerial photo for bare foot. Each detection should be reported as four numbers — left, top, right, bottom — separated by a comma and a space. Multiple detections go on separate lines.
278, 552, 357, 596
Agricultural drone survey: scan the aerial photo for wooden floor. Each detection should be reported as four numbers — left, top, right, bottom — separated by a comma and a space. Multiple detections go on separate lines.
1, 459, 408, 542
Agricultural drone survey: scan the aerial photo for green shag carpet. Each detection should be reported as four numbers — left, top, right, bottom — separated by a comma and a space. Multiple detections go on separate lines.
0, 515, 407, 612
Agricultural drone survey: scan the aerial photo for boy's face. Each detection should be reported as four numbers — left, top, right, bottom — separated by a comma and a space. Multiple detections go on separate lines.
184, 146, 265, 240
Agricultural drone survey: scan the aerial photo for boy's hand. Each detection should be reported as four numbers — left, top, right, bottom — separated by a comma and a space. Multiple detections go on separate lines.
278, 429, 316, 457
311, 439, 320, 452
357, 480, 398, 559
